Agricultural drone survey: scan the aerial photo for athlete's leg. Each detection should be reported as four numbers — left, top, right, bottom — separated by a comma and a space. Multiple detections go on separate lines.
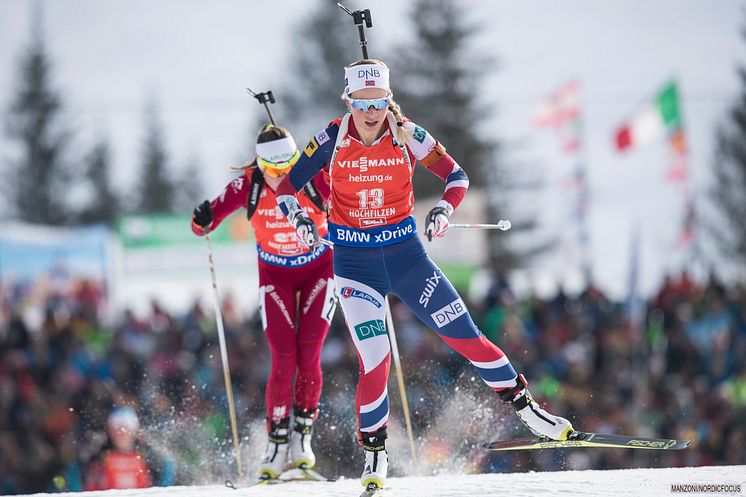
294, 252, 335, 410
333, 245, 392, 435
386, 236, 573, 441
257, 264, 298, 424
386, 237, 518, 391
289, 253, 335, 469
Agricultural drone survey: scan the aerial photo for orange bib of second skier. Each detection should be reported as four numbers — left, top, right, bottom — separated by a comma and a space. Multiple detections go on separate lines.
329, 132, 414, 231
252, 186, 329, 266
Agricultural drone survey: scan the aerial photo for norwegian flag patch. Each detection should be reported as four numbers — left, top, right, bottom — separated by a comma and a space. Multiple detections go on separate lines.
365, 80, 376, 86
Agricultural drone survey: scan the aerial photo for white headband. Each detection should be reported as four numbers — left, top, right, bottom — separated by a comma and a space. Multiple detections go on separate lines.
255, 136, 297, 164
344, 64, 391, 96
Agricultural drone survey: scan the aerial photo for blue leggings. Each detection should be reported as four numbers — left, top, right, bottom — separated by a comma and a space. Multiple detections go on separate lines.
333, 235, 518, 433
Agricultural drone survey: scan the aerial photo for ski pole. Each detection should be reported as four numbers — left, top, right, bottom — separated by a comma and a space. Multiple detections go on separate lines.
450, 220, 512, 231
204, 234, 244, 484
385, 296, 418, 471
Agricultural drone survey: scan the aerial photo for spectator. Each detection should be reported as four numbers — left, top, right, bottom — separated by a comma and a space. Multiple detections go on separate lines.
83, 407, 151, 490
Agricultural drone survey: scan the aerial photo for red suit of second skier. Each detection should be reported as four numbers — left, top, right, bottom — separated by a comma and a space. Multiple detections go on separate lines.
192, 166, 334, 424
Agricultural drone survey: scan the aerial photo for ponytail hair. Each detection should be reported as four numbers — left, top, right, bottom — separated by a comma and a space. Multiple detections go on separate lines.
342, 59, 413, 145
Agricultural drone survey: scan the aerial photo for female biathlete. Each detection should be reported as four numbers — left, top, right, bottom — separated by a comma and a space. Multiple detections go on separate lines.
274, 60, 573, 490
191, 125, 336, 480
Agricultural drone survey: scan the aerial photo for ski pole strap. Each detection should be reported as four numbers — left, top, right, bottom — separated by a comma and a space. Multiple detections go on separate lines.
301, 181, 325, 212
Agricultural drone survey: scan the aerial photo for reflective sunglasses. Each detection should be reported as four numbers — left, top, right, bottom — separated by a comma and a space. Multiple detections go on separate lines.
348, 97, 391, 111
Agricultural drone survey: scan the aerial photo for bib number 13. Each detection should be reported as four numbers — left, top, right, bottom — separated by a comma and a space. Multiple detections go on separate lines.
356, 188, 384, 209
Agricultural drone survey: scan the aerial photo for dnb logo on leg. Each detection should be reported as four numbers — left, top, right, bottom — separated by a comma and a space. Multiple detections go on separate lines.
431, 298, 467, 328
354, 319, 387, 341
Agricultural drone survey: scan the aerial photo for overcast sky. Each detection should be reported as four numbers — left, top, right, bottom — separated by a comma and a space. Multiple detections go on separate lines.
0, 0, 743, 299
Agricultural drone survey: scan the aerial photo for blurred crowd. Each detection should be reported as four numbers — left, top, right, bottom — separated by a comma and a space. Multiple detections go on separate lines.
0, 270, 744, 494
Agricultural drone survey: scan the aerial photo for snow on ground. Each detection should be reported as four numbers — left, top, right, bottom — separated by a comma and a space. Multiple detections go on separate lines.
34, 465, 745, 497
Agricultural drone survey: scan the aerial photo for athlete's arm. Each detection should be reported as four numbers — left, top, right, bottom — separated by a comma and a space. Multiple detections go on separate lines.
276, 125, 338, 218
191, 173, 251, 235
405, 122, 469, 216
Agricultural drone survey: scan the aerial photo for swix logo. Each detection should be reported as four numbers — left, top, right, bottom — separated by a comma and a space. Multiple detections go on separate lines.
418, 271, 442, 308
365, 80, 375, 86
340, 287, 382, 308
357, 68, 381, 78
337, 156, 405, 172
431, 298, 467, 328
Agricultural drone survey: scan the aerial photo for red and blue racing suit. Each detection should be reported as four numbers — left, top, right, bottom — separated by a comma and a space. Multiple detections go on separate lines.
276, 114, 519, 436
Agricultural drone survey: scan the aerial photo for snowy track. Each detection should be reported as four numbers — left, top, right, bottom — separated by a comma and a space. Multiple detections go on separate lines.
40, 465, 744, 497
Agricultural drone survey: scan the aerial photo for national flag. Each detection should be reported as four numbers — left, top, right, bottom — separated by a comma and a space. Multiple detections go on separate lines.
614, 81, 682, 152
665, 125, 689, 182
533, 80, 580, 128
533, 80, 582, 155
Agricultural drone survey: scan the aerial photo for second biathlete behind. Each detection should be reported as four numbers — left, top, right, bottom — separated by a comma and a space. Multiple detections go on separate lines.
192, 125, 336, 480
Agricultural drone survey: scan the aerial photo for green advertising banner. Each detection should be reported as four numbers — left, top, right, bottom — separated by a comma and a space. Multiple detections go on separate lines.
117, 212, 254, 248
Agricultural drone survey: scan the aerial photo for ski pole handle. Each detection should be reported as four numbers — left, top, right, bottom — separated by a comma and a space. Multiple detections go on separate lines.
450, 220, 511, 231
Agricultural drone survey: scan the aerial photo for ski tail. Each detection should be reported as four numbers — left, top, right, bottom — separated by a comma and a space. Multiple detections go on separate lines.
483, 431, 692, 451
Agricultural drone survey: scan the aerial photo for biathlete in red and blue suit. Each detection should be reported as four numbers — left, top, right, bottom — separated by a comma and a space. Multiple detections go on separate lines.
275, 59, 573, 489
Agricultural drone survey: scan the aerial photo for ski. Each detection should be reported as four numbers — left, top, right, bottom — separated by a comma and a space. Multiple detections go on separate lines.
296, 467, 334, 482
483, 431, 691, 451
225, 467, 334, 490
360, 482, 385, 497
225, 478, 279, 490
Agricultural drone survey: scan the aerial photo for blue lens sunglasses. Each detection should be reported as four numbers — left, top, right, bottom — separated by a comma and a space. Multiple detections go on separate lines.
348, 96, 391, 111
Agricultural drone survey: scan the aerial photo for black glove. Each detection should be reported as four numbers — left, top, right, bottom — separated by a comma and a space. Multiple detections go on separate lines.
192, 200, 213, 229
293, 212, 320, 247
424, 206, 451, 242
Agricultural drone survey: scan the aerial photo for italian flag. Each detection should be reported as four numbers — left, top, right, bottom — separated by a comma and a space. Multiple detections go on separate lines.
614, 82, 682, 152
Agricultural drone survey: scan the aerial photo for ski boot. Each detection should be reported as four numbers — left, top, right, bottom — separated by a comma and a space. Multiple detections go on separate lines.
290, 407, 318, 469
500, 374, 574, 441
257, 417, 290, 480
360, 427, 388, 490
